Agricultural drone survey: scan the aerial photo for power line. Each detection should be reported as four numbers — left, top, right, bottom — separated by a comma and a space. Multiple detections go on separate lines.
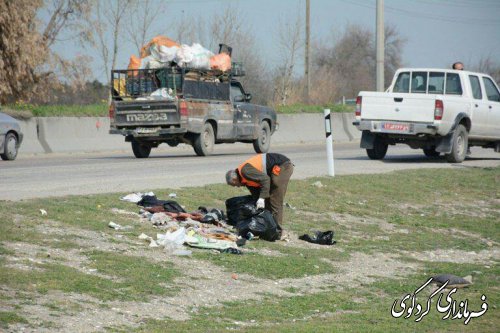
416, 0, 500, 8
340, 0, 500, 26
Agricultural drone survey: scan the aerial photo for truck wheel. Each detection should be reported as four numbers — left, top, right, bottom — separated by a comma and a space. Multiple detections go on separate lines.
445, 124, 468, 163
423, 147, 440, 157
253, 121, 271, 153
1, 133, 18, 161
193, 123, 215, 156
366, 136, 388, 160
131, 140, 151, 158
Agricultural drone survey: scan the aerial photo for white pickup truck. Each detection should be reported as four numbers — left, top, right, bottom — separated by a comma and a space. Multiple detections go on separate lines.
353, 68, 500, 163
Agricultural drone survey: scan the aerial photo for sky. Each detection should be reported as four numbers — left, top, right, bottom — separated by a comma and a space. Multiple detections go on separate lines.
50, 0, 500, 82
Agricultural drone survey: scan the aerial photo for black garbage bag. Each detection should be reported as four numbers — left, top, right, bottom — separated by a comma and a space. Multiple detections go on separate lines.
163, 201, 186, 213
299, 231, 336, 245
225, 195, 258, 225
137, 195, 186, 213
236, 210, 282, 242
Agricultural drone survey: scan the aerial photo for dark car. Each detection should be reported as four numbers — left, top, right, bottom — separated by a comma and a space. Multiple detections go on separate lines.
0, 112, 23, 161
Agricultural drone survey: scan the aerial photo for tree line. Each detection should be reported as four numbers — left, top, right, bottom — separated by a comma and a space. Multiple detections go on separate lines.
1, 0, 499, 107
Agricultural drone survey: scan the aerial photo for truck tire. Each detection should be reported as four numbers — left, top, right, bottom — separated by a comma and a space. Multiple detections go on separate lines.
423, 147, 440, 157
131, 140, 151, 158
445, 124, 468, 163
366, 136, 388, 160
1, 133, 18, 161
193, 123, 215, 156
253, 121, 271, 153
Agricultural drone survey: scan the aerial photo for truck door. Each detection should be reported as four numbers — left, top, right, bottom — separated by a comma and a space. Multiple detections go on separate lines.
468, 75, 488, 137
231, 82, 255, 139
482, 76, 500, 138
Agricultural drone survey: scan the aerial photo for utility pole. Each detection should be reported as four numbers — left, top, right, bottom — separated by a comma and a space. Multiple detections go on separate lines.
376, 0, 384, 91
305, 0, 310, 103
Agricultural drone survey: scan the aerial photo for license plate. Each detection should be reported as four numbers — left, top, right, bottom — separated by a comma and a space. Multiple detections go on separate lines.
382, 122, 410, 132
136, 127, 159, 134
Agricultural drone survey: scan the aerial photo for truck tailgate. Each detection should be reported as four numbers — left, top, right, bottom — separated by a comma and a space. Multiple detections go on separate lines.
360, 92, 436, 123
114, 100, 179, 127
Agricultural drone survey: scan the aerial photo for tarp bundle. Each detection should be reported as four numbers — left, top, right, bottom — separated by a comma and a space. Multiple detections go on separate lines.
127, 35, 231, 72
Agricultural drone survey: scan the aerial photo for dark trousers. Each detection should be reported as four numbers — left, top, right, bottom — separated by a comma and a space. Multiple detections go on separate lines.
266, 161, 294, 226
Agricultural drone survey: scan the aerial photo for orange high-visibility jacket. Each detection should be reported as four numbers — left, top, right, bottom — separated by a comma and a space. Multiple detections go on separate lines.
237, 154, 266, 188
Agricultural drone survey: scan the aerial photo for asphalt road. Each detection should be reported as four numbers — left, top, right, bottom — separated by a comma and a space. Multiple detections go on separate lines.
1, 142, 499, 201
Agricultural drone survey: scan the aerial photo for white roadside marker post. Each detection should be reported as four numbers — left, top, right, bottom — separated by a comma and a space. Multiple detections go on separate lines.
324, 109, 335, 176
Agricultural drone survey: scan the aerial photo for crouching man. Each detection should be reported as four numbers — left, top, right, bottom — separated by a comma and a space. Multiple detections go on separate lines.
225, 153, 294, 229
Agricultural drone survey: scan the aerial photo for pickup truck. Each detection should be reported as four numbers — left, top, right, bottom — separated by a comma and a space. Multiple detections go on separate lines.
353, 68, 500, 163
109, 66, 277, 158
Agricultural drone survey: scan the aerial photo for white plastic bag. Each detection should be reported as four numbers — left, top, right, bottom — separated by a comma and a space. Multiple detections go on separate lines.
156, 45, 179, 63
189, 43, 213, 70
157, 227, 186, 248
175, 44, 194, 67
150, 88, 175, 101
139, 55, 153, 69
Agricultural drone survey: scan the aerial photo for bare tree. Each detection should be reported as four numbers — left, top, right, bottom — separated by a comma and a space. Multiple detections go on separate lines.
383, 25, 406, 87
311, 24, 405, 103
172, 11, 204, 45
42, 0, 92, 47
273, 13, 303, 106
473, 56, 500, 83
87, 0, 135, 90
126, 0, 166, 55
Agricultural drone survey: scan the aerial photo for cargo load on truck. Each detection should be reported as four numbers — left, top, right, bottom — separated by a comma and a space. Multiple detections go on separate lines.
109, 37, 275, 158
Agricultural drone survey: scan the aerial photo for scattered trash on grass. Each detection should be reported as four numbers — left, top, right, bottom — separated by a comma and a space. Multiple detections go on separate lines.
40, 209, 47, 216
432, 274, 472, 288
284, 202, 296, 210
311, 181, 325, 188
120, 192, 155, 203
108, 221, 132, 231
220, 247, 242, 255
299, 230, 336, 245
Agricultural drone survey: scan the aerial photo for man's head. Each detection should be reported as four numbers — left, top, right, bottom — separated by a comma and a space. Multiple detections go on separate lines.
452, 62, 464, 70
225, 169, 242, 187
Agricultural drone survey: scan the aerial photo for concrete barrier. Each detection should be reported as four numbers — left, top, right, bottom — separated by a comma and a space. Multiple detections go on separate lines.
18, 113, 362, 154
17, 118, 45, 154
37, 117, 128, 153
342, 112, 362, 140
273, 113, 352, 144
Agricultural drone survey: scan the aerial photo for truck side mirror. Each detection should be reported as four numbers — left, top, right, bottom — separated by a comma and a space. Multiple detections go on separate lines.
234, 95, 245, 102
245, 93, 252, 102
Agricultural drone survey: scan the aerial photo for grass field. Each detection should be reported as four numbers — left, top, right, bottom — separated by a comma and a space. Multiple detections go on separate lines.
0, 167, 498, 332
2, 102, 353, 118
4, 103, 109, 117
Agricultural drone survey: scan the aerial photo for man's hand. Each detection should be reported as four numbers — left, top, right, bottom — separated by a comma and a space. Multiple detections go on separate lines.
256, 198, 265, 209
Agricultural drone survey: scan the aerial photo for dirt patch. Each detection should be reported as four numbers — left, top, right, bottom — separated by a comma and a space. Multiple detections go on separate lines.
402, 247, 500, 264
328, 212, 410, 234
429, 227, 498, 247
436, 201, 500, 219
2, 242, 123, 282
4, 247, 418, 332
